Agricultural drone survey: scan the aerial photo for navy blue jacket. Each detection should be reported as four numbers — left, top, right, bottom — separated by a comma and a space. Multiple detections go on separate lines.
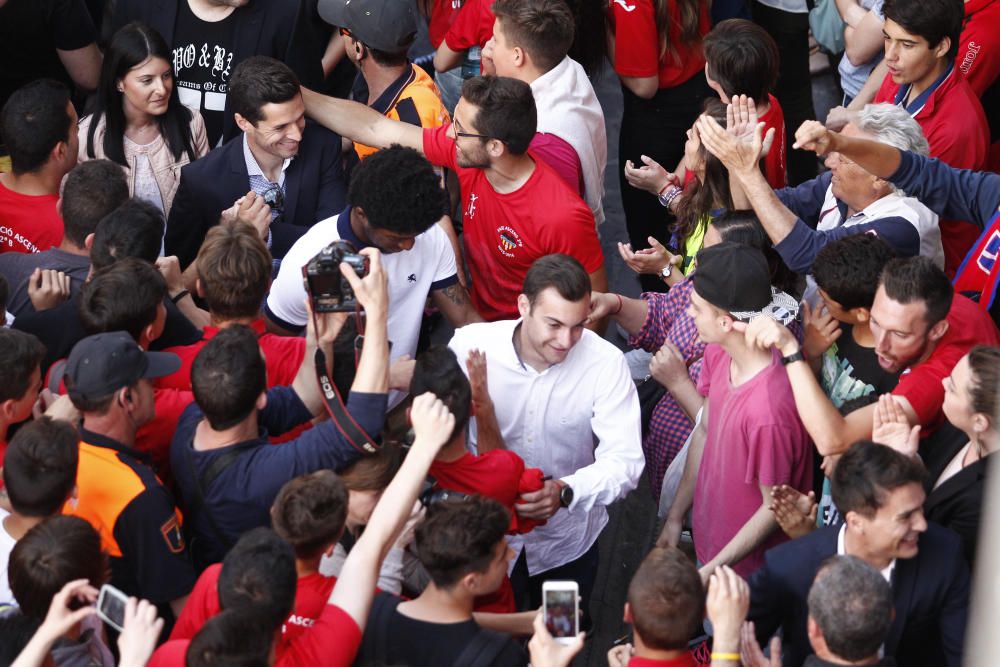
170, 386, 386, 566
748, 523, 970, 667
887, 150, 1000, 230
772, 171, 924, 273
165, 121, 347, 268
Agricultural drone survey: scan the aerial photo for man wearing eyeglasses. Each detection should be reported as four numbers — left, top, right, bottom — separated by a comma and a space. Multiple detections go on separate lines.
166, 56, 348, 270
302, 75, 607, 324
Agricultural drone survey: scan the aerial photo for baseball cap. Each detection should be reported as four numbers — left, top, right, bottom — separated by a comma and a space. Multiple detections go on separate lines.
53, 331, 181, 402
318, 0, 418, 54
691, 242, 799, 325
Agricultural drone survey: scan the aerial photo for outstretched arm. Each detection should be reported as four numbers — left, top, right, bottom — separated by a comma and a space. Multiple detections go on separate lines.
301, 87, 424, 152
793, 120, 901, 179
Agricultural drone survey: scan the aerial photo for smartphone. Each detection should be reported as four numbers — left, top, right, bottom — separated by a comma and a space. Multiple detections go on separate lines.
542, 580, 579, 644
96, 584, 128, 632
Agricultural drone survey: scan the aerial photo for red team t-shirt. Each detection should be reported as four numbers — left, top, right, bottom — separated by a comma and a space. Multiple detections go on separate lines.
0, 180, 63, 254
443, 0, 494, 52
892, 294, 1000, 433
156, 319, 306, 391
608, 0, 709, 90
758, 94, 787, 190
169, 564, 342, 655
421, 125, 603, 321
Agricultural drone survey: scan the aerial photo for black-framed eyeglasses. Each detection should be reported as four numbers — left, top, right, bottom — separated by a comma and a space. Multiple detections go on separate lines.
453, 117, 490, 141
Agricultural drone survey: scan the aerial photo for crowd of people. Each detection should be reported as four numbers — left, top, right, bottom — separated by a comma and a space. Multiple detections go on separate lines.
0, 0, 998, 664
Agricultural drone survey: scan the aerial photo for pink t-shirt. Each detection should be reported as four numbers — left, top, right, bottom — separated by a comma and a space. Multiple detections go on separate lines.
528, 132, 583, 196
693, 345, 813, 577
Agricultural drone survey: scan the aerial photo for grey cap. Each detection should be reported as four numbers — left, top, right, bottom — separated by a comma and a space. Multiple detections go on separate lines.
318, 0, 418, 54
52, 331, 181, 402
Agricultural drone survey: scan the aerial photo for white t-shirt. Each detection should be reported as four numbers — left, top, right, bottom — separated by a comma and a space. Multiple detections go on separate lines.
264, 210, 458, 407
0, 509, 18, 608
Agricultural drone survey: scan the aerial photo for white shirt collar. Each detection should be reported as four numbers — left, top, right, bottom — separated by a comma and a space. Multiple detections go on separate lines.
837, 523, 896, 583
242, 133, 293, 184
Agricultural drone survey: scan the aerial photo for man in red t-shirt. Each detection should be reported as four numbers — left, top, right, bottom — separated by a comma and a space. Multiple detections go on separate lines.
170, 470, 347, 652
156, 223, 305, 392
410, 345, 544, 613
0, 80, 76, 254
744, 256, 1000, 459
873, 0, 989, 272
302, 76, 607, 323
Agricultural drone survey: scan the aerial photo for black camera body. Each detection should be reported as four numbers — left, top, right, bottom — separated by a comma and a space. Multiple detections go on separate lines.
303, 240, 369, 312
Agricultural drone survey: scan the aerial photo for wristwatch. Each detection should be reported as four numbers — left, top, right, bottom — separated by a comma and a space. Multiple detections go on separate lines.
558, 483, 574, 508
780, 350, 807, 366
660, 263, 673, 281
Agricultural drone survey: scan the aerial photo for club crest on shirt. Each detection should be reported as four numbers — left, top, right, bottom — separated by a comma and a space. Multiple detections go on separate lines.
496, 226, 523, 258
976, 229, 1000, 274
613, 0, 637, 11
161, 516, 185, 554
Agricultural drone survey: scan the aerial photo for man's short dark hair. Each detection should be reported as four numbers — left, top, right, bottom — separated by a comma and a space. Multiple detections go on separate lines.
229, 57, 301, 126
414, 497, 509, 589
186, 609, 273, 667
0, 329, 45, 403
89, 199, 166, 271
271, 471, 348, 560
0, 79, 72, 174
522, 254, 590, 307
813, 235, 896, 310
3, 417, 79, 518
808, 555, 893, 661
61, 160, 130, 248
191, 325, 267, 431
703, 19, 779, 102
879, 256, 953, 326
491, 0, 574, 72
460, 76, 537, 155
217, 527, 297, 631
79, 258, 167, 340
196, 223, 272, 320
348, 145, 445, 236
883, 0, 963, 59
626, 547, 704, 651
831, 440, 928, 518
9, 516, 107, 619
409, 346, 471, 441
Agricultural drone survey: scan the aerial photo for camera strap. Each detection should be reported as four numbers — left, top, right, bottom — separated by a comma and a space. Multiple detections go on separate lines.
314, 341, 380, 455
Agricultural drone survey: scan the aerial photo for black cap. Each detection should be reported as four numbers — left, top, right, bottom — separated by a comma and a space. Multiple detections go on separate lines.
692, 242, 799, 324
318, 0, 418, 54
53, 332, 181, 402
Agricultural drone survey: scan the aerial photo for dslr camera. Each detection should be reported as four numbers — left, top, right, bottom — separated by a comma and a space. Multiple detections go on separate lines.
303, 240, 369, 312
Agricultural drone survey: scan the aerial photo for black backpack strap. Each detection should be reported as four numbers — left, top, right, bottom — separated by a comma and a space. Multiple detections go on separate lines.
359, 591, 401, 667
452, 628, 513, 667
183, 442, 255, 559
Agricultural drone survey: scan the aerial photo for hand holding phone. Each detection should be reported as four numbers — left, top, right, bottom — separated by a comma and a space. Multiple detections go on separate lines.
542, 580, 579, 645
96, 583, 129, 632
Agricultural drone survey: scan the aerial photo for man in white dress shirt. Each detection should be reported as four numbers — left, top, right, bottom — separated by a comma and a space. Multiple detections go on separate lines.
448, 254, 643, 622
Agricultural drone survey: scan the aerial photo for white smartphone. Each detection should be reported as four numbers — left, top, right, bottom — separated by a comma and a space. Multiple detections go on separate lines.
542, 580, 579, 644
96, 583, 128, 632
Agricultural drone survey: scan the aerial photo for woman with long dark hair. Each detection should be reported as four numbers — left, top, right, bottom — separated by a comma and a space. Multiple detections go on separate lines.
78, 22, 208, 219
609, 0, 713, 292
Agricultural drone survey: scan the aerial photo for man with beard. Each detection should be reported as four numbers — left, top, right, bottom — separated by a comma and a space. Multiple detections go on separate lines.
301, 75, 606, 323
737, 256, 999, 457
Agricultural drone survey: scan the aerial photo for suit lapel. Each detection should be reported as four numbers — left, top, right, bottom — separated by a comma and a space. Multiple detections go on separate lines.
925, 458, 987, 513
282, 156, 302, 225
885, 555, 917, 655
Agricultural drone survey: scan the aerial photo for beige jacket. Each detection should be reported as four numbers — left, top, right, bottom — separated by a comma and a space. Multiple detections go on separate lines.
77, 108, 209, 217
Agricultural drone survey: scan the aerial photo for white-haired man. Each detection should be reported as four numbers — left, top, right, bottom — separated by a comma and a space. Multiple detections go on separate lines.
698, 99, 942, 275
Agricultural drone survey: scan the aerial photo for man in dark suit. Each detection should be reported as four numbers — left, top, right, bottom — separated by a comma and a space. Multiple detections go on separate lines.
110, 0, 324, 146
748, 440, 970, 667
166, 56, 347, 268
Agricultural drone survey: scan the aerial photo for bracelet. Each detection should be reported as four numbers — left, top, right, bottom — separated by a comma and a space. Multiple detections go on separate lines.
710, 653, 740, 662
657, 185, 682, 208
613, 293, 623, 315
657, 181, 672, 196
780, 350, 806, 366
170, 289, 190, 304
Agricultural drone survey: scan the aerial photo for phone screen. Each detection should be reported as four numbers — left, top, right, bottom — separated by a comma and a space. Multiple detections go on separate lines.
98, 586, 127, 631
544, 589, 578, 638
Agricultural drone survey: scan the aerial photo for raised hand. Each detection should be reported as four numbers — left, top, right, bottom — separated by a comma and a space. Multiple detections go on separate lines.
731, 317, 799, 357
409, 392, 455, 454
623, 154, 677, 196
466, 349, 492, 408
770, 484, 817, 539
792, 120, 836, 155
802, 300, 842, 360
27, 268, 71, 311
340, 247, 388, 318
650, 340, 689, 390
872, 393, 920, 457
